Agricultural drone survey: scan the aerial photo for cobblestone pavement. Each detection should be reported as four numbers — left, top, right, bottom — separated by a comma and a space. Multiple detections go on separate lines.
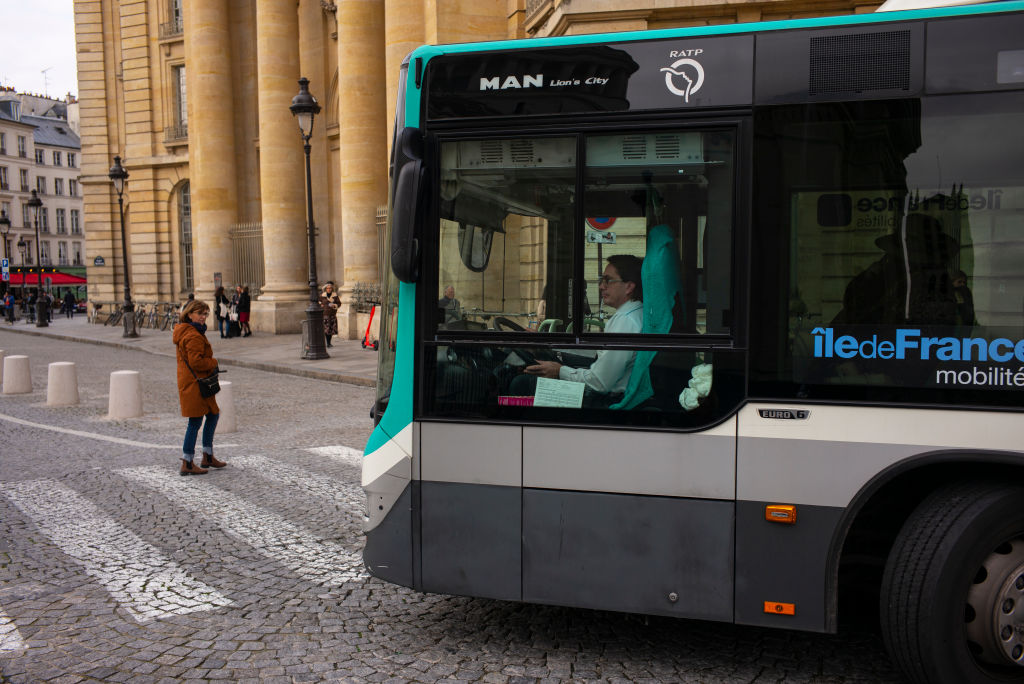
0, 331, 904, 683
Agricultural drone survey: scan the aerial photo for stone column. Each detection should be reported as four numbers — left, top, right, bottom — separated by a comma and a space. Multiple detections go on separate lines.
252, 0, 309, 333
183, 0, 238, 300
338, 0, 387, 338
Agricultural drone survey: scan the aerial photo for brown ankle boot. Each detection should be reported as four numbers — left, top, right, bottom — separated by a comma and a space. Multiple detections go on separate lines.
180, 459, 209, 476
200, 453, 226, 468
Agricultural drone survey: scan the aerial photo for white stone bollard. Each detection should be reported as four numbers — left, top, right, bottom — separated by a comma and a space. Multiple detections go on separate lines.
0, 349, 5, 384
217, 380, 237, 433
107, 370, 143, 419
2, 355, 31, 394
47, 361, 80, 406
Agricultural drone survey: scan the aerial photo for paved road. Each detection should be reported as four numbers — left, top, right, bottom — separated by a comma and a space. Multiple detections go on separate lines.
0, 331, 904, 683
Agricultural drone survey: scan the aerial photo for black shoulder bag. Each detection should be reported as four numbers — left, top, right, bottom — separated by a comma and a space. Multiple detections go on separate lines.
180, 350, 222, 398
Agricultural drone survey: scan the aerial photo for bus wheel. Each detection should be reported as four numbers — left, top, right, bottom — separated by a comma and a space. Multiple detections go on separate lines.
880, 481, 1024, 684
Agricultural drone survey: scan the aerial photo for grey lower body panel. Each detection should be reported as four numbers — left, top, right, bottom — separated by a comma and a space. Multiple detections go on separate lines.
523, 488, 734, 620
364, 482, 848, 633
421, 481, 521, 600
363, 482, 414, 589
734, 500, 845, 633
416, 481, 735, 620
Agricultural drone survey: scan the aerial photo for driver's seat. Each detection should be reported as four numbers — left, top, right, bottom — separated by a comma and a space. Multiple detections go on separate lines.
612, 224, 685, 410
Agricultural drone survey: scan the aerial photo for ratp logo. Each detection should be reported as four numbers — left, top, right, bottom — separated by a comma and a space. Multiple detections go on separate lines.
660, 53, 704, 103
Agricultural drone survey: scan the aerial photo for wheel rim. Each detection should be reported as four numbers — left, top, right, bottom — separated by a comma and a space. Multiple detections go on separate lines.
966, 536, 1024, 669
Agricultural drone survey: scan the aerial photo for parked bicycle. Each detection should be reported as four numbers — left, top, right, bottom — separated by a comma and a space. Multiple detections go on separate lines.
104, 303, 125, 327
160, 302, 180, 331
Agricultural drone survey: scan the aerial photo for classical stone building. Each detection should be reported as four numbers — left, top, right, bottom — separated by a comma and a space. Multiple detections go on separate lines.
74, 0, 878, 335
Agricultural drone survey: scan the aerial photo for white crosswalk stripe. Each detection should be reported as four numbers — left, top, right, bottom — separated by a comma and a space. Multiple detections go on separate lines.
232, 454, 364, 513
118, 466, 366, 585
306, 444, 363, 469
1, 481, 232, 623
0, 607, 26, 653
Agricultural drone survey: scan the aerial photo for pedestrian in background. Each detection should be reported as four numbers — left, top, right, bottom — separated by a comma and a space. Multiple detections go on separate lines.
172, 299, 227, 475
238, 285, 252, 337
320, 281, 340, 347
3, 290, 14, 324
64, 290, 76, 319
214, 286, 230, 338
26, 290, 36, 323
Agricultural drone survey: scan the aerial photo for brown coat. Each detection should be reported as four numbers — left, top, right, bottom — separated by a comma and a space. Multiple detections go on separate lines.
172, 322, 220, 417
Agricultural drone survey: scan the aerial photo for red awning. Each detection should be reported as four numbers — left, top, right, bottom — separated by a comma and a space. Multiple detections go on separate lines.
7, 271, 88, 286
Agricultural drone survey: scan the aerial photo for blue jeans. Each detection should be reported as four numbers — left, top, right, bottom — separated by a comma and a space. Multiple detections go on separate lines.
182, 411, 219, 460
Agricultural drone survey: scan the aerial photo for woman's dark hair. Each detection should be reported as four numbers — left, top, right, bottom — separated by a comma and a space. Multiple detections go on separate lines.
607, 254, 643, 301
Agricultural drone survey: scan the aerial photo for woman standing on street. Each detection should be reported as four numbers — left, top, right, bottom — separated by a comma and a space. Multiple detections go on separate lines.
319, 281, 341, 347
238, 285, 252, 337
214, 286, 231, 338
172, 299, 227, 475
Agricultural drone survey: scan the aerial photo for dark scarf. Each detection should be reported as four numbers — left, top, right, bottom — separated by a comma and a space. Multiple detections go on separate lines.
188, 321, 207, 336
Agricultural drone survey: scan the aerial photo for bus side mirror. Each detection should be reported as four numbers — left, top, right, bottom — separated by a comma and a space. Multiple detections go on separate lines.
391, 127, 425, 283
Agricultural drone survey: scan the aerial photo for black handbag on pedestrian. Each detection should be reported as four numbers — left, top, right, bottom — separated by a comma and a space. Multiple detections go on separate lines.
182, 356, 222, 397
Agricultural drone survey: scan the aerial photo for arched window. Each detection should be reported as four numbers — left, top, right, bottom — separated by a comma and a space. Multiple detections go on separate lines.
178, 182, 193, 292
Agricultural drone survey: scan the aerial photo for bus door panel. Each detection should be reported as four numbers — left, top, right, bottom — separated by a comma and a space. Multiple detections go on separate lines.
418, 421, 523, 600
521, 422, 736, 619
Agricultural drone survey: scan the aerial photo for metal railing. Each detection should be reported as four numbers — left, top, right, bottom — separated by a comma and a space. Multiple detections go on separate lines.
351, 282, 381, 313
164, 123, 188, 142
230, 221, 265, 295
159, 15, 183, 38
376, 204, 387, 287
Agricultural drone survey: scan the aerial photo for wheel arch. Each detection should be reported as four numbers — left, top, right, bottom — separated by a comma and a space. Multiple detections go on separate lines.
824, 449, 1024, 632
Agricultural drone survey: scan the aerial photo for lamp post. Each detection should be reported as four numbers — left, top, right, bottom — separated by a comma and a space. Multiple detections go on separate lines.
27, 190, 48, 327
290, 77, 328, 359
108, 156, 138, 338
0, 210, 9, 296
16, 239, 26, 311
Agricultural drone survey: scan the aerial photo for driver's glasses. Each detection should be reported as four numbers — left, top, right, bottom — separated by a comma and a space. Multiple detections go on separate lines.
597, 276, 623, 285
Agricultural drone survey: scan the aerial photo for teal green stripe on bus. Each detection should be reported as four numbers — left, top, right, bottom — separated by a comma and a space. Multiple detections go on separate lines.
365, 281, 417, 456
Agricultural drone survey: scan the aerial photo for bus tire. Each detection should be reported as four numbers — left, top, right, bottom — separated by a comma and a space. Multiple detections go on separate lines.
880, 480, 1024, 684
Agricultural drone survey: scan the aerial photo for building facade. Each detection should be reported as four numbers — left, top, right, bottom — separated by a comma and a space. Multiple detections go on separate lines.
24, 115, 85, 270
74, 0, 878, 335
0, 91, 84, 289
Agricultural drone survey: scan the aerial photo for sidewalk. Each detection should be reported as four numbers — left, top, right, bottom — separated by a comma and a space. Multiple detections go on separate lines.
0, 313, 378, 386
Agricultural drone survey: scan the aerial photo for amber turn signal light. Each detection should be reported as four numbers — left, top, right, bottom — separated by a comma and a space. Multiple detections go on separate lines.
765, 504, 797, 524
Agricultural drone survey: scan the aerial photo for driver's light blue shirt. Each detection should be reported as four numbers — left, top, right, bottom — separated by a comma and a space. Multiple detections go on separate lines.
558, 299, 643, 394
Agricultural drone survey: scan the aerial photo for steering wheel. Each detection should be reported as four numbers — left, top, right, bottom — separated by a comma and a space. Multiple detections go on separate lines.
492, 316, 526, 332
490, 317, 559, 365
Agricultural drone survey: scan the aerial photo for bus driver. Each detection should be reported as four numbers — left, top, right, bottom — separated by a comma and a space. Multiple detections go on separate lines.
521, 254, 644, 401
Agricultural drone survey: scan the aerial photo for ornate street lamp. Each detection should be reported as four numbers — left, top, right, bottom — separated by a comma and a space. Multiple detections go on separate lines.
27, 190, 48, 327
16, 239, 26, 313
0, 210, 10, 296
108, 155, 138, 338
290, 77, 328, 359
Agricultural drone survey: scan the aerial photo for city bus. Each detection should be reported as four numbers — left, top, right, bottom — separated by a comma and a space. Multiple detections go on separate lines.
361, 3, 1024, 682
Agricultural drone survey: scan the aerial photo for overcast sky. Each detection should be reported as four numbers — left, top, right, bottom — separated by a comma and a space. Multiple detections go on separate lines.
0, 0, 78, 100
